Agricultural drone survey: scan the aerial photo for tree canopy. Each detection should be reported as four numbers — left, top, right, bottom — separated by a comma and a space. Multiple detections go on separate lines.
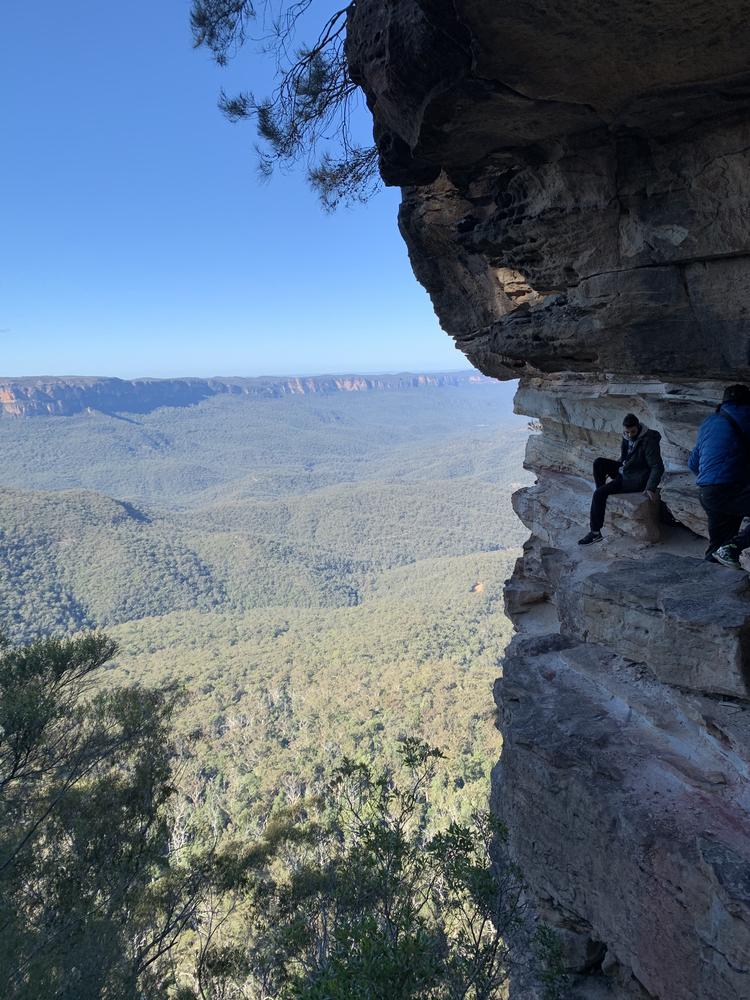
0, 632, 561, 998
0, 633, 207, 998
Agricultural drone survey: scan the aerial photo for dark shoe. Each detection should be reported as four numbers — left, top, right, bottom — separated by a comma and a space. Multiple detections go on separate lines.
578, 531, 602, 546
713, 544, 742, 570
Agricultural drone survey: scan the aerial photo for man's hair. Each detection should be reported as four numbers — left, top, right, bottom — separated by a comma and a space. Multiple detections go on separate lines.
622, 413, 640, 428
722, 384, 750, 405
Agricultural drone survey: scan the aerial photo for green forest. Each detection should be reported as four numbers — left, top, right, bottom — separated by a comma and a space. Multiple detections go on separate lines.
0, 385, 528, 639
0, 382, 538, 996
109, 548, 518, 824
0, 383, 529, 805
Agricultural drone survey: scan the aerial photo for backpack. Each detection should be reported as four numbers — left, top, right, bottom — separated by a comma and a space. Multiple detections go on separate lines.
719, 409, 750, 468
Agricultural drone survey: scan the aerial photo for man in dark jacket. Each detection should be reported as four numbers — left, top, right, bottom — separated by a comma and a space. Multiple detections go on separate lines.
689, 384, 750, 570
578, 413, 665, 545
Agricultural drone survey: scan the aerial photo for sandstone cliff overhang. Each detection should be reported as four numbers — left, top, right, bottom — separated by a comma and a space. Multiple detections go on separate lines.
348, 0, 750, 379
347, 3, 750, 997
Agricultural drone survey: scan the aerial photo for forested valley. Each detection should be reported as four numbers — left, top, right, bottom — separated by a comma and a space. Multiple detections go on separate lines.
0, 380, 536, 996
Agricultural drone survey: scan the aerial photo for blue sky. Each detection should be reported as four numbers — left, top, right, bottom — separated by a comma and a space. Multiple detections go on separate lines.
0, 0, 466, 378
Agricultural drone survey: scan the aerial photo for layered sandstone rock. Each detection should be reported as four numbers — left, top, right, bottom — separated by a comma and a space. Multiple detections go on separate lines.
347, 0, 750, 379
498, 378, 750, 998
348, 2, 750, 996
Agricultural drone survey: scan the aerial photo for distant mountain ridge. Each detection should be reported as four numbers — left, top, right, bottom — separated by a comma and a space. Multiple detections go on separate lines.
0, 371, 487, 417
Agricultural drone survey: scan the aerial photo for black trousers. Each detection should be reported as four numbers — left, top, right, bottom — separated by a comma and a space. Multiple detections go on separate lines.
699, 483, 750, 553
590, 458, 640, 531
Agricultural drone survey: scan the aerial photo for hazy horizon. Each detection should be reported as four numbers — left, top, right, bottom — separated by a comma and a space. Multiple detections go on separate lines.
0, 366, 479, 381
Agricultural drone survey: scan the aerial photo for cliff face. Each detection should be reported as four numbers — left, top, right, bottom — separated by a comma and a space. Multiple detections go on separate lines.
0, 372, 485, 417
347, 4, 750, 997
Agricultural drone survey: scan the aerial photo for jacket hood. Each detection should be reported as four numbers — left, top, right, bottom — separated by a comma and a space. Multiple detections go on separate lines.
720, 401, 750, 420
623, 423, 660, 443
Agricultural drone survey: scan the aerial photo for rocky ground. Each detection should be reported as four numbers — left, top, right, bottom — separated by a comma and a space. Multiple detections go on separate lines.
499, 377, 750, 998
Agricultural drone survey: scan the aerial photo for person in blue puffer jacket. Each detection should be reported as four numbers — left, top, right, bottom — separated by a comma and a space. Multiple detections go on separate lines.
689, 384, 750, 569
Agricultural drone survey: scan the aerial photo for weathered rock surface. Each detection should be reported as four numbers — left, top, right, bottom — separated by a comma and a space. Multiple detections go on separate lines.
493, 635, 750, 1000
0, 371, 486, 417
348, 1, 750, 379
575, 555, 750, 698
513, 473, 662, 545
497, 389, 750, 1000
347, 2, 750, 996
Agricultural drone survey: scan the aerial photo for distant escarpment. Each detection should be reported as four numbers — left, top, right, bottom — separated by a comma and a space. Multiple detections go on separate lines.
0, 371, 485, 417
348, 3, 750, 998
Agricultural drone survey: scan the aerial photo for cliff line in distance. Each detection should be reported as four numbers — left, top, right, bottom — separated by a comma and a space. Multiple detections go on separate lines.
0, 371, 487, 417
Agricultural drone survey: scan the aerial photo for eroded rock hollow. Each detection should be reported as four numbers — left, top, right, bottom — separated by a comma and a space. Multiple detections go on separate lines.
348, 3, 750, 997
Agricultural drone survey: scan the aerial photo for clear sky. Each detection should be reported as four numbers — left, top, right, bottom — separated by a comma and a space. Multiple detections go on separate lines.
1, 0, 467, 378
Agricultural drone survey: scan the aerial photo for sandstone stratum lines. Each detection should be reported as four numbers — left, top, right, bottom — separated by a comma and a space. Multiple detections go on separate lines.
348, 0, 750, 996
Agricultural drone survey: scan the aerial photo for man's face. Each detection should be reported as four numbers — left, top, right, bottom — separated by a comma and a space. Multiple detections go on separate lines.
624, 423, 640, 439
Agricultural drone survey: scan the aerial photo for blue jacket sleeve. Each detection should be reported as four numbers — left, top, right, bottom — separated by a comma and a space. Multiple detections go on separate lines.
688, 439, 700, 476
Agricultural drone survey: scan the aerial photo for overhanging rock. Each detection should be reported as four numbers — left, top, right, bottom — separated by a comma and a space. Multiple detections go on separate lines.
347, 2, 750, 995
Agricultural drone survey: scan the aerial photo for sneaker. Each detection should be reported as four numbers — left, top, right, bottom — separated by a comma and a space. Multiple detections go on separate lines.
578, 531, 602, 546
713, 544, 742, 570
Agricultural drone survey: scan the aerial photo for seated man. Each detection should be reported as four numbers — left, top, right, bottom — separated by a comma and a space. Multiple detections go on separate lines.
579, 413, 664, 545
689, 383, 750, 570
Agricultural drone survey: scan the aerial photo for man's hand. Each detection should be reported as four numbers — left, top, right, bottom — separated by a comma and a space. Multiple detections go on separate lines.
644, 490, 657, 502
